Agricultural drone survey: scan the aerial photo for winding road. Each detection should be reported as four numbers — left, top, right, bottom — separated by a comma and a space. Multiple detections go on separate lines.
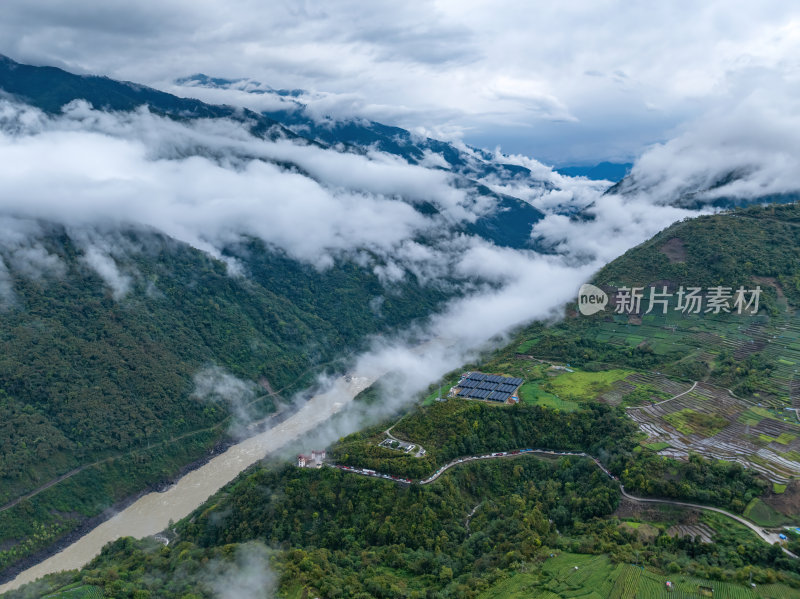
419, 448, 597, 484
618, 485, 798, 558
626, 380, 697, 409
334, 447, 797, 557
329, 372, 800, 556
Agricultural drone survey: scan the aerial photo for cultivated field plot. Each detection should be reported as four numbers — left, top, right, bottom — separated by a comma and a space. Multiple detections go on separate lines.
627, 382, 800, 484
666, 522, 715, 543
596, 371, 691, 406
478, 555, 800, 599
43, 585, 104, 598
581, 309, 800, 406
609, 564, 800, 599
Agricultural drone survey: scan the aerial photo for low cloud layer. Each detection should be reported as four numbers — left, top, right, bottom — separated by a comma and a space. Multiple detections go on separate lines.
0, 90, 752, 363
0, 83, 795, 464
2, 1, 799, 162
615, 76, 800, 205
0, 99, 498, 278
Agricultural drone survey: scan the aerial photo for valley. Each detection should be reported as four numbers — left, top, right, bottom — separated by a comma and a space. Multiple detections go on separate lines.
0, 372, 375, 593
1, 33, 800, 599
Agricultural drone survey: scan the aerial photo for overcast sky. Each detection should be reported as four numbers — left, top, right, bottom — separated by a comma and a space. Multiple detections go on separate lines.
1, 0, 799, 164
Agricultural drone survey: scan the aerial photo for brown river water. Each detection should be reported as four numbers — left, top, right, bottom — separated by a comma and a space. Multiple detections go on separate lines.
0, 373, 376, 593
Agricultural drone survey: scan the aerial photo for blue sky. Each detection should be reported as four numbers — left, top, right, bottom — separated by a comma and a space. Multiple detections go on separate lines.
1, 0, 799, 165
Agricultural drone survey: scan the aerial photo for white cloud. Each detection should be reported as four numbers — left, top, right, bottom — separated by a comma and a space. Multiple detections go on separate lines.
192, 366, 261, 438
0, 100, 487, 270
0, 217, 66, 282
0, 257, 15, 307
80, 247, 132, 300
1, 1, 798, 162
203, 542, 276, 599
617, 75, 800, 205
9, 245, 66, 281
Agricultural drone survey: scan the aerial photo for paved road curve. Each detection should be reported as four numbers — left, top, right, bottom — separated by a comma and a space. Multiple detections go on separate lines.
619, 485, 798, 558
333, 447, 797, 558
419, 448, 593, 484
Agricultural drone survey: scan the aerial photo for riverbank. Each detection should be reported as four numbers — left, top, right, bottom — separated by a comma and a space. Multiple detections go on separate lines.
0, 438, 233, 586
0, 400, 302, 586
0, 395, 308, 586
0, 374, 374, 593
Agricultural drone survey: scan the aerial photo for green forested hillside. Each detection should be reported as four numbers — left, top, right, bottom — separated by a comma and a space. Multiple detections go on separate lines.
515, 203, 800, 399
8, 455, 795, 599
0, 224, 449, 575
333, 398, 765, 511
595, 204, 800, 307
8, 204, 800, 598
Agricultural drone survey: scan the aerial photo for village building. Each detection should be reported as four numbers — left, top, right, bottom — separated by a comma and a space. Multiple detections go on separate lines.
297, 450, 327, 468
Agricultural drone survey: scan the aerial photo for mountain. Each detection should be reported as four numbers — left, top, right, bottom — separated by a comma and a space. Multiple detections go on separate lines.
176, 74, 545, 178
0, 56, 550, 250
174, 73, 619, 247
524, 202, 800, 391
0, 56, 297, 140
607, 162, 800, 210
555, 161, 632, 181
10, 202, 800, 599
0, 223, 453, 577
0, 55, 580, 577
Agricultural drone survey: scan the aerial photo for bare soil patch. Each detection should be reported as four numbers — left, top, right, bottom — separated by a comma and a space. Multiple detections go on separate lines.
763, 480, 800, 520
659, 237, 687, 263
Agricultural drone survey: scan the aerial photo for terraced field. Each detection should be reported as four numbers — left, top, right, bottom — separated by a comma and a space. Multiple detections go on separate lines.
43, 585, 104, 598
478, 555, 800, 599
666, 522, 715, 543
627, 380, 800, 483
596, 372, 690, 406
608, 564, 800, 599
574, 308, 800, 406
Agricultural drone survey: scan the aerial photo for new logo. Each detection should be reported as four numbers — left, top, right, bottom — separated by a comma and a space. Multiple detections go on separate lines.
578, 283, 608, 316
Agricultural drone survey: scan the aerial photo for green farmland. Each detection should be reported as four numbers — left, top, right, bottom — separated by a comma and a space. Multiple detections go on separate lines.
479, 553, 800, 599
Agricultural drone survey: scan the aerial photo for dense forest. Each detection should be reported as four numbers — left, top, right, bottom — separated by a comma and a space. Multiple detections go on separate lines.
0, 224, 451, 575
332, 399, 765, 512
5, 185, 800, 594
5, 456, 795, 599
595, 203, 800, 308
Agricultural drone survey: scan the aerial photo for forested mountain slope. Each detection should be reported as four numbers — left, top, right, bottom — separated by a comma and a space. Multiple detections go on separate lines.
7, 201, 800, 598
0, 55, 578, 575
0, 222, 452, 576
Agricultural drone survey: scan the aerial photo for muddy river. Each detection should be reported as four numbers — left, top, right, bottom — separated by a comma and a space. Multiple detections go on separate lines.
0, 373, 376, 593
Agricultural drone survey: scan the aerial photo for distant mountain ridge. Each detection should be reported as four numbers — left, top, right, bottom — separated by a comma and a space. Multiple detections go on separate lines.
0, 56, 556, 250
174, 73, 567, 248
0, 55, 556, 576
606, 158, 800, 209
0, 55, 299, 141
555, 161, 632, 182
176, 73, 539, 176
